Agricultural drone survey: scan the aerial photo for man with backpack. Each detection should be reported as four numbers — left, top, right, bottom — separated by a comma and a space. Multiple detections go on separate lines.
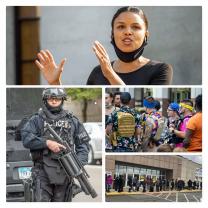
21, 88, 90, 202
139, 96, 163, 152
105, 92, 140, 152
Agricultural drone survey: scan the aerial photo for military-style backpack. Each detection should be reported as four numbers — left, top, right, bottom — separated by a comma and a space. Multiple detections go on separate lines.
154, 117, 166, 141
117, 111, 135, 137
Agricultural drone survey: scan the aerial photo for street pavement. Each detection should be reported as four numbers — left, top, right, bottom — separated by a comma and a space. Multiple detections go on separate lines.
73, 165, 102, 202
106, 190, 202, 202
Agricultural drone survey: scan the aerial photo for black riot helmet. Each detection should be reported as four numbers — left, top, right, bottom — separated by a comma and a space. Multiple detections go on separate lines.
42, 88, 67, 114
42, 88, 67, 101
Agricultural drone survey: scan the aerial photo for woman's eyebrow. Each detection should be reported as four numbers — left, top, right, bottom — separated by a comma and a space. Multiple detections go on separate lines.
115, 21, 141, 25
115, 21, 125, 24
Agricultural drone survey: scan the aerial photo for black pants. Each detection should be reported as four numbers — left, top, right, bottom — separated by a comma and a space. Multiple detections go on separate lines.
149, 185, 154, 192
32, 166, 72, 202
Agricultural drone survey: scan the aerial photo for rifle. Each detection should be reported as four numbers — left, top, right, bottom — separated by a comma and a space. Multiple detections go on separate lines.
45, 123, 98, 198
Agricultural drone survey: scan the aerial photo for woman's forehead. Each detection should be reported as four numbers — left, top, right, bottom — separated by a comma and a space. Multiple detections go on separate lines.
114, 11, 145, 24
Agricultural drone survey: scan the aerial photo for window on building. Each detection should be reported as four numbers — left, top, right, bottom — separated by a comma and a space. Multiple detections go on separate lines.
147, 169, 151, 175
127, 166, 134, 174
140, 168, 146, 175
134, 167, 140, 174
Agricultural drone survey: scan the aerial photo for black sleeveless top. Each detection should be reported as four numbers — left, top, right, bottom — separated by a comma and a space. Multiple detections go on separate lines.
87, 60, 173, 85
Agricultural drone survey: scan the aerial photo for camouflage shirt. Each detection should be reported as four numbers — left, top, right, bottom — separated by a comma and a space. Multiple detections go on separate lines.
106, 106, 140, 151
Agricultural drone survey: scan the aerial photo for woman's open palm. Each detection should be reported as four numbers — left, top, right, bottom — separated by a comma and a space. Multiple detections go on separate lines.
35, 50, 66, 85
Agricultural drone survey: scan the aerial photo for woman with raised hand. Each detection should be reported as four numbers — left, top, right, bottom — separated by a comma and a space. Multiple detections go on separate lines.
35, 6, 173, 85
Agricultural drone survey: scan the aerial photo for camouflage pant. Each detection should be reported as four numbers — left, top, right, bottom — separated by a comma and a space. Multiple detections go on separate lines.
32, 166, 72, 202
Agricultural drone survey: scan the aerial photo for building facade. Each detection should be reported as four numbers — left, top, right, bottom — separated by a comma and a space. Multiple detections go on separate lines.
106, 155, 202, 187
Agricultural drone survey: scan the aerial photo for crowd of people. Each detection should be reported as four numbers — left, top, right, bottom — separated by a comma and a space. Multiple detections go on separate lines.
105, 174, 202, 193
105, 91, 202, 152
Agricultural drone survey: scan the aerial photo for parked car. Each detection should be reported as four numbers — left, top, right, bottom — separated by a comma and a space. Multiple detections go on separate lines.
6, 120, 33, 202
6, 88, 43, 202
83, 122, 102, 164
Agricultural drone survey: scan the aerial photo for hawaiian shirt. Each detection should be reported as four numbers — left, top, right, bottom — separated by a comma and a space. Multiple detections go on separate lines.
106, 106, 141, 151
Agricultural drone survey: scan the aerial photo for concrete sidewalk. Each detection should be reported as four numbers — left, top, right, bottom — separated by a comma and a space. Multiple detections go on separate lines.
106, 189, 202, 196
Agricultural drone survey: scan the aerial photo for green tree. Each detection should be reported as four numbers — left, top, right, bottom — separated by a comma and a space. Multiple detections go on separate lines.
66, 88, 102, 122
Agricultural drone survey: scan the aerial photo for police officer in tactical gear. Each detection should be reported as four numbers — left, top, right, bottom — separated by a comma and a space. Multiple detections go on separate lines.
22, 88, 90, 202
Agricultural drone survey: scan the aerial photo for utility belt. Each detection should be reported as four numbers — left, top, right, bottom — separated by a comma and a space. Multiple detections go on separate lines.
31, 149, 62, 163
30, 150, 43, 162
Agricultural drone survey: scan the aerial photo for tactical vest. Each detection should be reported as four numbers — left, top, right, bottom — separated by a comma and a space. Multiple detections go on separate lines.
42, 114, 74, 185
117, 111, 135, 137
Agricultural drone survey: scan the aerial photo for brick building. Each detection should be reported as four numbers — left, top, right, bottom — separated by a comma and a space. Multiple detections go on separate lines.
106, 155, 202, 187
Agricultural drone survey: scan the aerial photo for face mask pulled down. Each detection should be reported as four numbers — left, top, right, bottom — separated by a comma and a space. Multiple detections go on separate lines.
111, 37, 148, 63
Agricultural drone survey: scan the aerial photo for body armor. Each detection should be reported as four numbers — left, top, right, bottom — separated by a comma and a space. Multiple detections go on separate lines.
41, 109, 73, 185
